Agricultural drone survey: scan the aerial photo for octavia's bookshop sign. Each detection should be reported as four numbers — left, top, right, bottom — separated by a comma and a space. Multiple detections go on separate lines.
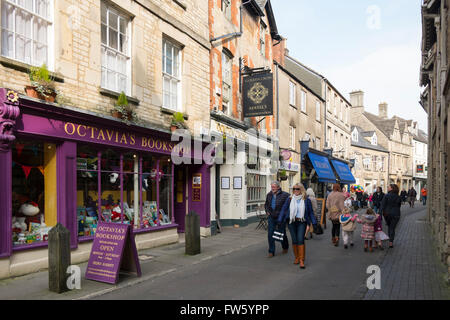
85, 222, 141, 284
243, 72, 273, 117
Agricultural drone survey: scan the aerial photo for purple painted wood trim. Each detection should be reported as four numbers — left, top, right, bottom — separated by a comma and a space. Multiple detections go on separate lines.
171, 163, 175, 224
156, 159, 160, 227
139, 155, 143, 229
57, 141, 77, 249
120, 153, 124, 224
97, 151, 102, 221
0, 150, 12, 257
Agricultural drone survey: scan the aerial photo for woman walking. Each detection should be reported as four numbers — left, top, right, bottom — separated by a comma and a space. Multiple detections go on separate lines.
380, 184, 402, 248
279, 183, 317, 269
372, 187, 384, 214
326, 183, 346, 246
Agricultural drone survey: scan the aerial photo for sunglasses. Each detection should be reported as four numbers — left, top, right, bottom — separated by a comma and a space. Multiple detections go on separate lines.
293, 188, 301, 191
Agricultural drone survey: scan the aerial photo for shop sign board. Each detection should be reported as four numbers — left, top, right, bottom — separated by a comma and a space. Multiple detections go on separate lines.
85, 222, 141, 284
243, 72, 273, 117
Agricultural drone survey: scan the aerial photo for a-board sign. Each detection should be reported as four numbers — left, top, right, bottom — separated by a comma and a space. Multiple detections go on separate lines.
316, 198, 326, 228
85, 222, 141, 284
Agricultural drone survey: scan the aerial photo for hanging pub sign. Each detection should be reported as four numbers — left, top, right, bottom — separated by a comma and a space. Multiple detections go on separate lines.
243, 72, 273, 117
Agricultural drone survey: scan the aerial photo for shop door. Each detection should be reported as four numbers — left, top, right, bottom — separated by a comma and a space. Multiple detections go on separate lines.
174, 166, 187, 232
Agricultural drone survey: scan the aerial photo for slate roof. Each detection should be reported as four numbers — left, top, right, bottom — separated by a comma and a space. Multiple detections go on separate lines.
284, 56, 323, 100
351, 126, 389, 153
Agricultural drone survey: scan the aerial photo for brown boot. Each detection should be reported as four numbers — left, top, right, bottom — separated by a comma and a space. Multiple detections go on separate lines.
332, 237, 336, 245
298, 244, 305, 269
334, 237, 339, 247
293, 245, 300, 264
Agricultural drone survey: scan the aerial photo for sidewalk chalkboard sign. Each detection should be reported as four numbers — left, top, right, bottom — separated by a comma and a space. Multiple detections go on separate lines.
85, 222, 141, 284
316, 198, 326, 228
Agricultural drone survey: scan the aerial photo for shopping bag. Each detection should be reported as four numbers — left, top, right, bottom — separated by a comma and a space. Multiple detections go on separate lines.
272, 228, 285, 242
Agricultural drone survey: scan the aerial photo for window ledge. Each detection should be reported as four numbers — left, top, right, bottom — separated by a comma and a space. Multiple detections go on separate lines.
99, 88, 140, 105
161, 107, 189, 120
0, 56, 64, 83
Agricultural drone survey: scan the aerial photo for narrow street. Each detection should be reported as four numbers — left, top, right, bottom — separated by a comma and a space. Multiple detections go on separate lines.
91, 204, 448, 300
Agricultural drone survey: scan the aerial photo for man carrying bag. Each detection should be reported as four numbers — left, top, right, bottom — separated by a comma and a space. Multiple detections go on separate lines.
265, 181, 290, 257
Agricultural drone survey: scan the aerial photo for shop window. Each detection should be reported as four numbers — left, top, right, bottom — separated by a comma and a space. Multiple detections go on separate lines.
76, 148, 174, 238
12, 139, 56, 247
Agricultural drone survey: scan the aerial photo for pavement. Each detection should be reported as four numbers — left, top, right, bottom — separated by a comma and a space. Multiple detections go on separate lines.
0, 204, 448, 300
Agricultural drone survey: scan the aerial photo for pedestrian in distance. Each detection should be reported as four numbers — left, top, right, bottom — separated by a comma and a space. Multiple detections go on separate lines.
400, 189, 408, 205
305, 188, 318, 240
374, 213, 389, 250
421, 186, 427, 206
357, 207, 378, 252
264, 181, 290, 258
408, 187, 417, 208
279, 183, 317, 269
339, 207, 357, 249
372, 187, 384, 214
380, 184, 402, 248
326, 183, 346, 247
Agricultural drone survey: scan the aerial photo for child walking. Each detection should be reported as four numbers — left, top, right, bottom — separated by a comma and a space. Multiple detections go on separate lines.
339, 207, 357, 249
374, 213, 389, 250
357, 208, 378, 252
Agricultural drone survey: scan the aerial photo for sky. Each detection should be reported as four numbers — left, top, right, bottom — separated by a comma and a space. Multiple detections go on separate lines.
271, 0, 427, 132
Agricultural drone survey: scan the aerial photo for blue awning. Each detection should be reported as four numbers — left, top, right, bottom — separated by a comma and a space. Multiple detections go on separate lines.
331, 160, 356, 184
307, 152, 337, 183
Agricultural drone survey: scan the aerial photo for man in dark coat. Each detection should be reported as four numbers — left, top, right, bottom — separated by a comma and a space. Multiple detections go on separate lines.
372, 187, 385, 214
265, 181, 290, 257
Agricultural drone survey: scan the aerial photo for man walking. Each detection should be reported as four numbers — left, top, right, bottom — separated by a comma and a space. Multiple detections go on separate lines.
265, 181, 290, 257
421, 186, 427, 206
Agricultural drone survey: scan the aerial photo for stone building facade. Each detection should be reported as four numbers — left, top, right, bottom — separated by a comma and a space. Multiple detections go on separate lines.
272, 45, 325, 193
208, 0, 280, 229
420, 0, 450, 282
349, 91, 414, 191
0, 0, 212, 279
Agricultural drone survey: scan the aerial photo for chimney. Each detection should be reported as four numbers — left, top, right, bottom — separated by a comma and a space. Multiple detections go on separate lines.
349, 90, 364, 108
272, 37, 286, 67
379, 102, 388, 119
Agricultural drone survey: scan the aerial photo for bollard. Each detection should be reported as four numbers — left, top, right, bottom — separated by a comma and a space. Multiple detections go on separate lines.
48, 223, 71, 293
185, 211, 201, 255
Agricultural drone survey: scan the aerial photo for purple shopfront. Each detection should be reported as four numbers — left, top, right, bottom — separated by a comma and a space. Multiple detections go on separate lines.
0, 88, 210, 259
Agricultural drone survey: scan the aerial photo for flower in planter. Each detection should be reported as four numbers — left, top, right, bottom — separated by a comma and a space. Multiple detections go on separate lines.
27, 64, 56, 101
112, 92, 138, 125
171, 112, 187, 129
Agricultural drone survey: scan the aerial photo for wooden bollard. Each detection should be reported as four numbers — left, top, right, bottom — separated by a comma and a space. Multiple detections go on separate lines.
185, 211, 201, 255
48, 223, 71, 293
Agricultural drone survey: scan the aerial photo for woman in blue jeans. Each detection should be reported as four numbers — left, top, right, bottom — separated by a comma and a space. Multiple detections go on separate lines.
279, 183, 317, 269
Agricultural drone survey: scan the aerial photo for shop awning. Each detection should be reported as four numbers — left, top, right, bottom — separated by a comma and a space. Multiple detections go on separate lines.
307, 152, 337, 183
330, 160, 356, 184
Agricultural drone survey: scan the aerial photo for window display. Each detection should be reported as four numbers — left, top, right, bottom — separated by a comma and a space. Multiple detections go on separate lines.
76, 146, 174, 239
12, 139, 55, 246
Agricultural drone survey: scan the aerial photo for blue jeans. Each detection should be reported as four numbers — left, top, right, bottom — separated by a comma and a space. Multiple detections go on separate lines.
422, 196, 427, 205
268, 216, 289, 254
287, 221, 307, 245
373, 205, 379, 214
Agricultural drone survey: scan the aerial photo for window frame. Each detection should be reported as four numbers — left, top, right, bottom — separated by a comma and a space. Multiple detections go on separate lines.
300, 90, 307, 113
162, 38, 182, 112
289, 81, 296, 107
221, 50, 232, 116
101, 2, 132, 95
315, 100, 321, 122
1, 0, 55, 69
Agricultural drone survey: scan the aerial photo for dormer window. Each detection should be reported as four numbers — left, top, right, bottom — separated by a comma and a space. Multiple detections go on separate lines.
351, 128, 358, 142
371, 133, 377, 145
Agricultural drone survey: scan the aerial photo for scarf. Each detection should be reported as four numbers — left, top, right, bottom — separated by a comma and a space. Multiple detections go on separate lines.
289, 195, 305, 224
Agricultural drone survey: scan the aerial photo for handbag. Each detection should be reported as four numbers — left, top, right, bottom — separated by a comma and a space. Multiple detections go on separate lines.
313, 224, 323, 235
272, 225, 285, 242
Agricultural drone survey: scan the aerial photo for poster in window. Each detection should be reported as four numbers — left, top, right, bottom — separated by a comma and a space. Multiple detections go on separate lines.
221, 177, 230, 189
233, 176, 242, 189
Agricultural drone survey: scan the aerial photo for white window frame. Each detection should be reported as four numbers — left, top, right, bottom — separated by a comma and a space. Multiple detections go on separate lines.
351, 128, 358, 142
289, 81, 296, 106
162, 38, 182, 111
371, 133, 377, 145
289, 126, 296, 149
300, 90, 306, 113
315, 100, 321, 121
1, 0, 54, 69
221, 50, 232, 116
101, 2, 132, 95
